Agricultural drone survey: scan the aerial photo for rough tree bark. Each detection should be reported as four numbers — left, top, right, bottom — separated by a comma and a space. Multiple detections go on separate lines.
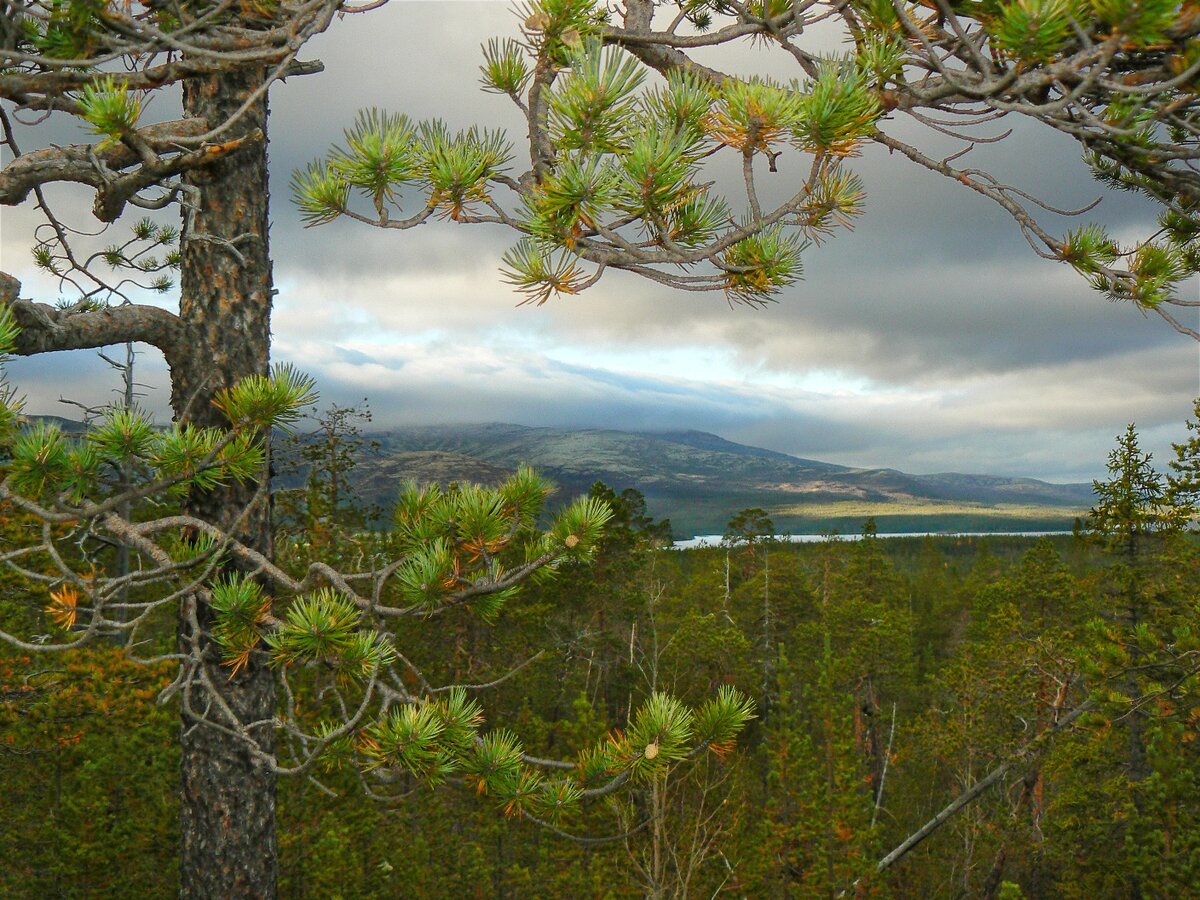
174, 68, 277, 899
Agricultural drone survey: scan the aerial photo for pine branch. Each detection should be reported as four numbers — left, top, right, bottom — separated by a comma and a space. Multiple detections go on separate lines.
0, 119, 208, 207
2, 277, 182, 358
873, 700, 1094, 874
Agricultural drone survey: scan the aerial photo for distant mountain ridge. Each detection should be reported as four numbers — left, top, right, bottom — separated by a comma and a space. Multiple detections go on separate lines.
27, 416, 1092, 536
358, 424, 1093, 536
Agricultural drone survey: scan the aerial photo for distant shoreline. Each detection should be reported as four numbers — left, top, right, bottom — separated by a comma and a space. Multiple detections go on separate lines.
672, 531, 1073, 549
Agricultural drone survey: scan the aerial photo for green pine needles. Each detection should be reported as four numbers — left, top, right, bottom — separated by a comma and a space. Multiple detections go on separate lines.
547, 39, 646, 154
293, 17, 890, 307
77, 76, 142, 149
351, 686, 755, 823
194, 434, 751, 828
990, 0, 1079, 64
0, 317, 311, 505
291, 116, 513, 225
481, 38, 532, 97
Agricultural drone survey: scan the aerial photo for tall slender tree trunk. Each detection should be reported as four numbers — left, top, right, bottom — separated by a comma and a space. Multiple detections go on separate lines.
173, 68, 278, 898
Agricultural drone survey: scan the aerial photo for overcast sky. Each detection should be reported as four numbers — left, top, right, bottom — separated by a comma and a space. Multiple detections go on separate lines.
2, 1, 1198, 483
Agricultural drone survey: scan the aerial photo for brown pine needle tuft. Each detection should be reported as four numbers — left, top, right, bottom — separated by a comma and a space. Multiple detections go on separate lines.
46, 585, 80, 630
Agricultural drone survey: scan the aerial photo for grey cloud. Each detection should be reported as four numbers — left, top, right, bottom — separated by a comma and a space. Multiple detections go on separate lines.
277, 336, 780, 431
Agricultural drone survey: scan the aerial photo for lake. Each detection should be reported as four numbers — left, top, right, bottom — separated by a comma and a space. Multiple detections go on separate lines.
672, 531, 1073, 549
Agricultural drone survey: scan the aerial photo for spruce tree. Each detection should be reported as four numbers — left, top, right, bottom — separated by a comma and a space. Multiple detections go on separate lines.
1077, 423, 1200, 894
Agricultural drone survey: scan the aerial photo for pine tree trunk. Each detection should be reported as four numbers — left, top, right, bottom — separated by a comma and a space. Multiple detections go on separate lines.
173, 68, 278, 899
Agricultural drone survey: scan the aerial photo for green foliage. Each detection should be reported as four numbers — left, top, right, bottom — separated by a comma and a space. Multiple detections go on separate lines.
1078, 152, 1200, 308
4, 374, 304, 503
8, 421, 70, 497
641, 69, 717, 143
292, 109, 509, 226
721, 225, 805, 302
793, 61, 882, 156
1060, 223, 1120, 274
0, 648, 178, 897
296, 31, 916, 308
1087, 0, 1178, 46
76, 75, 142, 147
518, 0, 608, 64
351, 685, 748, 814
524, 153, 619, 245
500, 465, 556, 530
548, 39, 645, 154
88, 405, 156, 460
588, 481, 673, 546
290, 159, 349, 226
1042, 421, 1200, 894
263, 588, 395, 682
1084, 423, 1184, 547
616, 129, 699, 222
277, 0, 1200, 321
0, 395, 270, 508
4, 511, 1199, 895
361, 701, 453, 781
0, 315, 23, 450
693, 684, 757, 755
1168, 399, 1200, 518
723, 507, 775, 545
855, 31, 906, 84
212, 363, 317, 432
500, 238, 587, 304
462, 728, 525, 795
382, 467, 607, 619
419, 121, 512, 221
1123, 241, 1192, 307
611, 691, 695, 778
210, 574, 273, 674
706, 77, 805, 155
0, 305, 20, 357
991, 0, 1079, 64
392, 538, 458, 611
5, 406, 1200, 895
274, 401, 384, 552
148, 425, 223, 490
438, 686, 486, 749
549, 494, 613, 556
333, 109, 420, 215
664, 191, 732, 248
800, 167, 867, 241
763, 645, 884, 895
480, 38, 531, 96
28, 0, 1200, 891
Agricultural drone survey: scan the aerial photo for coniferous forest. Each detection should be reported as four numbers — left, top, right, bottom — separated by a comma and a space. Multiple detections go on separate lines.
2, 409, 1198, 897
2, 0, 1200, 895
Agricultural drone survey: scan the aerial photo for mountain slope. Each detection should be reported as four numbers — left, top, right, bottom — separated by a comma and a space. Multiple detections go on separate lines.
356, 424, 1092, 536
29, 416, 1093, 535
